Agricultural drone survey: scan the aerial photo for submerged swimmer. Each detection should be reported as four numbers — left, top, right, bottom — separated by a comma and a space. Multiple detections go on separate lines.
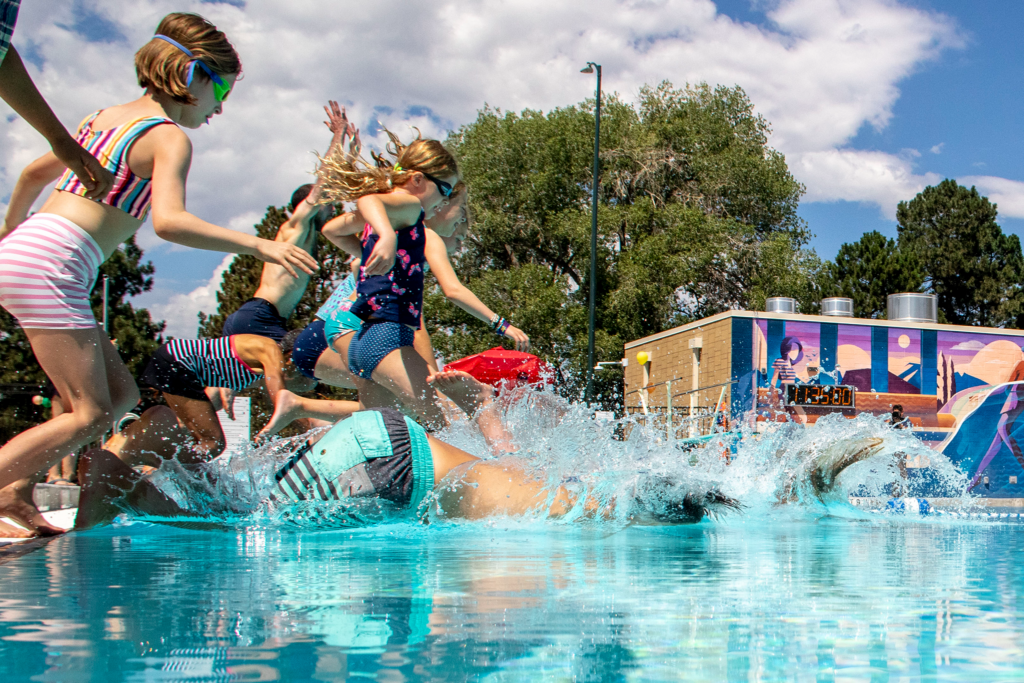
75, 372, 739, 530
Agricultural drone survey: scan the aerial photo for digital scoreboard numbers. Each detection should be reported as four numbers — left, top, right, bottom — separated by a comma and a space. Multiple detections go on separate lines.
784, 384, 856, 408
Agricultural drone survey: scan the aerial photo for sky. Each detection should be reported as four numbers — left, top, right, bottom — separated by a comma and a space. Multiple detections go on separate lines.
2, 0, 1023, 337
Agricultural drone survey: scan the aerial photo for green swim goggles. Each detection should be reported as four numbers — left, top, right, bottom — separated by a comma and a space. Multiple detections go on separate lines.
154, 34, 232, 102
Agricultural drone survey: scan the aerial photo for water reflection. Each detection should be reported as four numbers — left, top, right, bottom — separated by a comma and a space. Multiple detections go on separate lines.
0, 519, 1023, 680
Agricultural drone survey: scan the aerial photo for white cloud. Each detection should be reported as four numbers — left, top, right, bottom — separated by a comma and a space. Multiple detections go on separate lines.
930, 143, 945, 154
0, 0, 1002, 321
959, 176, 1024, 219
951, 340, 985, 351
146, 254, 234, 338
795, 149, 941, 218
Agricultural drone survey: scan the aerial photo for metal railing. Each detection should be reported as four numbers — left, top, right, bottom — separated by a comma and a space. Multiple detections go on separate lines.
624, 379, 739, 439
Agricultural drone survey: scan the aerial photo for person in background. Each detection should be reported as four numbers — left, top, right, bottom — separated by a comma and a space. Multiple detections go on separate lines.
0, 0, 112, 200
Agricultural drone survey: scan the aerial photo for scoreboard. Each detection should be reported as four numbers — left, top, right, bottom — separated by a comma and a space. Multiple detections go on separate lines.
784, 384, 856, 408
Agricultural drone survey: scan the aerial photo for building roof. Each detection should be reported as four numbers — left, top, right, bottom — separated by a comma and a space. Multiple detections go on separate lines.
624, 309, 1024, 349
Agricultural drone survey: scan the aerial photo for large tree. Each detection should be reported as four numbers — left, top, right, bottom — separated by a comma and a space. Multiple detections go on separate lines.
824, 231, 925, 319
429, 81, 820, 404
896, 179, 1024, 327
0, 236, 164, 442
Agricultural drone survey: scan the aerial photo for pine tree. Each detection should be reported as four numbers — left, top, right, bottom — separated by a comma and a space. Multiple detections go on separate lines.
897, 180, 1024, 327
823, 231, 925, 319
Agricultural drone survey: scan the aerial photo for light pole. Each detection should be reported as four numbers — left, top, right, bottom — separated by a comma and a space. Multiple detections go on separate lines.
581, 61, 601, 405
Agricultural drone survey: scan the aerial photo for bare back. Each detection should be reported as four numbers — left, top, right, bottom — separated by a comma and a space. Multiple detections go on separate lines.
251, 204, 323, 319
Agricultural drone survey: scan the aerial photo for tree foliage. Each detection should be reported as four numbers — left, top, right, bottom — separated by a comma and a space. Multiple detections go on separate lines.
428, 81, 819, 404
0, 236, 164, 442
896, 179, 1024, 327
824, 231, 925, 319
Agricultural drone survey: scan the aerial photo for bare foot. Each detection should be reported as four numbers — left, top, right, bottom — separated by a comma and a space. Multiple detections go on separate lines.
260, 389, 304, 437
0, 518, 34, 538
427, 370, 495, 417
0, 479, 64, 537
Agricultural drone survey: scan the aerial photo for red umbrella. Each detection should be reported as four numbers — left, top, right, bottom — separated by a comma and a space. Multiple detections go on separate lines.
443, 347, 554, 387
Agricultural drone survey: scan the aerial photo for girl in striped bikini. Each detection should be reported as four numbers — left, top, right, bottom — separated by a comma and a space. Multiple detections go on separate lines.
0, 12, 316, 533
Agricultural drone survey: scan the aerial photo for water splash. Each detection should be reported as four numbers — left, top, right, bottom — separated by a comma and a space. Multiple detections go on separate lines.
126, 386, 975, 530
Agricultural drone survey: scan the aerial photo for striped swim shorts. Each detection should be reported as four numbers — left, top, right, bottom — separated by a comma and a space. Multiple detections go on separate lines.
0, 213, 104, 330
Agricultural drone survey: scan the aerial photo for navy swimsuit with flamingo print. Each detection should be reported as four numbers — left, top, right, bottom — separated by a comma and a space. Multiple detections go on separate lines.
347, 212, 427, 379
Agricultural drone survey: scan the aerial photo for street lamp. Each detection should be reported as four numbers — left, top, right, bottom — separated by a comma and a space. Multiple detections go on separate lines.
581, 61, 601, 405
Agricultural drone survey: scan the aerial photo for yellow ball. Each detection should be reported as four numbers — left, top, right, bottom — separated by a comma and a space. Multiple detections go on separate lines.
637, 351, 649, 365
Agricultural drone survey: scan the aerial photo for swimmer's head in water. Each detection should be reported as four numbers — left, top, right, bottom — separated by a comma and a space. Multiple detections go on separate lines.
633, 477, 742, 524
135, 13, 241, 108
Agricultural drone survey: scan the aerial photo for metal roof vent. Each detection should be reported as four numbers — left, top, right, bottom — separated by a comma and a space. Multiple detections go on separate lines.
821, 297, 854, 317
766, 297, 798, 314
887, 293, 937, 323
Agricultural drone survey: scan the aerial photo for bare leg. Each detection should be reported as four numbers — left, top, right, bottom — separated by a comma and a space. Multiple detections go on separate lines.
370, 346, 447, 430
0, 474, 63, 536
313, 345, 359, 391
428, 370, 516, 453
0, 327, 138, 488
162, 394, 227, 464
45, 395, 74, 484
105, 406, 191, 468
261, 390, 362, 436
75, 448, 188, 530
413, 325, 440, 374
0, 327, 138, 527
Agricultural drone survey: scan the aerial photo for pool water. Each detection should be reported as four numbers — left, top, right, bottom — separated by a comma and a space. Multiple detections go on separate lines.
2, 517, 1024, 681
0, 402, 1018, 681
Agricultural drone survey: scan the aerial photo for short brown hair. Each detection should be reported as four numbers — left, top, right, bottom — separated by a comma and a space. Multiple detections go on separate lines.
135, 13, 241, 105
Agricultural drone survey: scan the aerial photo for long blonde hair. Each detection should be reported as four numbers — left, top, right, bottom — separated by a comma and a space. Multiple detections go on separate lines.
317, 127, 459, 204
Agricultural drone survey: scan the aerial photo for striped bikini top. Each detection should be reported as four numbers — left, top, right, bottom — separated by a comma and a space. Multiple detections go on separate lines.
54, 110, 177, 221
165, 337, 262, 391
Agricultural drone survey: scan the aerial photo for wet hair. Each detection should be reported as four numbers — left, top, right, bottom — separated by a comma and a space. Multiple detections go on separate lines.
635, 478, 742, 524
892, 404, 904, 415
135, 12, 242, 106
279, 329, 302, 359
779, 336, 803, 365
289, 184, 314, 213
317, 127, 459, 203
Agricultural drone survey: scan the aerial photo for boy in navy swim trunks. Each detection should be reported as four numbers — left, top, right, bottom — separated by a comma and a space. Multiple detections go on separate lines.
222, 101, 356, 341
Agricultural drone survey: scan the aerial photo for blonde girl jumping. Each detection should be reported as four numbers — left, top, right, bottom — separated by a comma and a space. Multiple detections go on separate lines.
0, 12, 316, 530
315, 132, 458, 429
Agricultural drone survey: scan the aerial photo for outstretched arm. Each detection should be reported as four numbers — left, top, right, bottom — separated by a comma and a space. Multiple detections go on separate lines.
424, 229, 530, 351
273, 101, 353, 246
147, 126, 318, 277
0, 46, 114, 200
0, 151, 65, 238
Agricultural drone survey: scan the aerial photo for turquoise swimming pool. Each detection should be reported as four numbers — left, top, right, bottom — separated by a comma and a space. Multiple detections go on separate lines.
2, 516, 1023, 681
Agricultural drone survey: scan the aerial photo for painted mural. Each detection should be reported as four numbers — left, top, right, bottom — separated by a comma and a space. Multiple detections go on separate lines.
750, 318, 1024, 496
